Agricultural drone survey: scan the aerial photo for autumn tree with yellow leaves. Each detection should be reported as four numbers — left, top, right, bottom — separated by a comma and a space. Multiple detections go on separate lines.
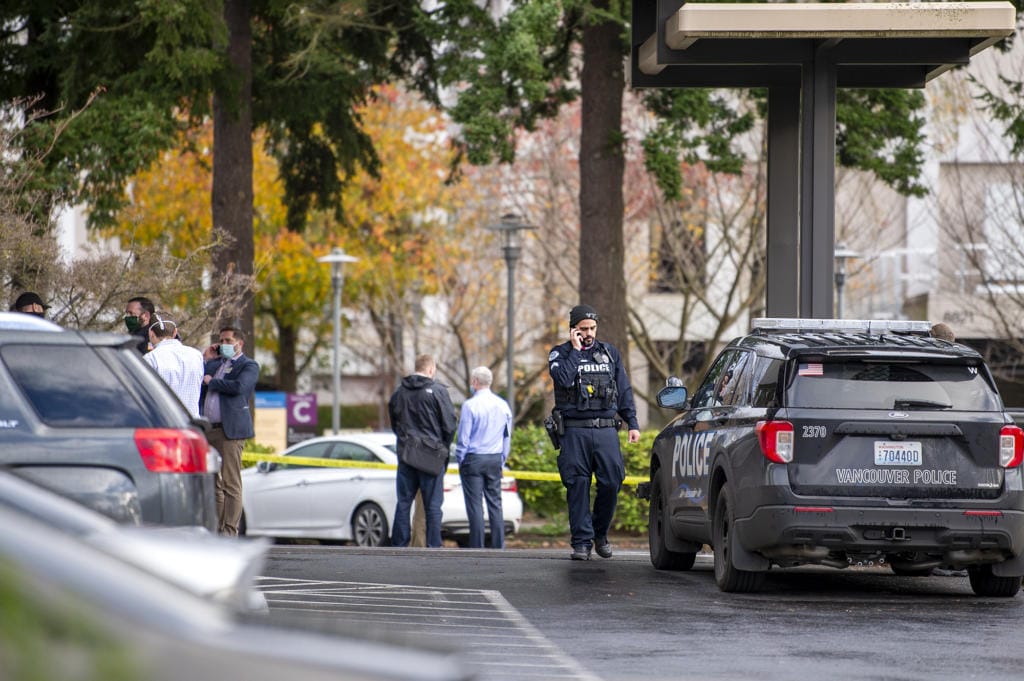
111, 86, 496, 403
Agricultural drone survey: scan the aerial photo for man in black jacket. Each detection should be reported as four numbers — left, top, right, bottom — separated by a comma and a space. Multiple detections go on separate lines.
388, 354, 456, 547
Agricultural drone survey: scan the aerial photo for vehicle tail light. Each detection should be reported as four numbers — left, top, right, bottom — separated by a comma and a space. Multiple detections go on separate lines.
999, 425, 1023, 468
501, 477, 518, 493
756, 420, 794, 463
135, 428, 211, 473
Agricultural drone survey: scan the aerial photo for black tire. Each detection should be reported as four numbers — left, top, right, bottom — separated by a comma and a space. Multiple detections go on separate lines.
648, 468, 696, 571
712, 484, 765, 593
967, 565, 1021, 597
352, 502, 389, 547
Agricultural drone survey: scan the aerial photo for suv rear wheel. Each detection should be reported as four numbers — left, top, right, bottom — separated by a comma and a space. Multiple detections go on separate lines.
713, 484, 766, 593
649, 468, 696, 571
967, 564, 1021, 597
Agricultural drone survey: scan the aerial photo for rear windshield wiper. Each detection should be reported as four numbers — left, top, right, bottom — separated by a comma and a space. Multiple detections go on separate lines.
893, 398, 952, 410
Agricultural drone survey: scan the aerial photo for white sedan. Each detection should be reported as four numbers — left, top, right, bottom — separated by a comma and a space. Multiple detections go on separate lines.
240, 432, 523, 547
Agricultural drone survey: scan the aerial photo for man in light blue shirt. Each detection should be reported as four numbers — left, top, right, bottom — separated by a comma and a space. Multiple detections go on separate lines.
454, 366, 512, 548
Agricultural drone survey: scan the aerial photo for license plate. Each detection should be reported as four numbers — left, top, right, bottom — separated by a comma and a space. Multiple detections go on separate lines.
874, 441, 922, 466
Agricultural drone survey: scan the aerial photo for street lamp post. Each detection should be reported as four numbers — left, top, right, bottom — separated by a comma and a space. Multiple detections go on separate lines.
318, 247, 358, 435
486, 214, 535, 416
834, 243, 860, 319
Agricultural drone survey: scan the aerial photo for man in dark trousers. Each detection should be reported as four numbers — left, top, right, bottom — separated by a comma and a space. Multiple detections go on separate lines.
548, 304, 641, 561
388, 354, 456, 548
454, 365, 512, 548
201, 326, 259, 536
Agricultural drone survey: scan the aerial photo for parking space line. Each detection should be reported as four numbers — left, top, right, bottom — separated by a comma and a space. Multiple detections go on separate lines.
257, 577, 601, 681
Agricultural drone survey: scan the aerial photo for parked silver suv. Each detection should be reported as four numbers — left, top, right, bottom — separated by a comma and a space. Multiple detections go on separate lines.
0, 312, 218, 529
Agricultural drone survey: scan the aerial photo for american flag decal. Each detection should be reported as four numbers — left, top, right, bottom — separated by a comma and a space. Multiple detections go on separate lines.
799, 363, 823, 376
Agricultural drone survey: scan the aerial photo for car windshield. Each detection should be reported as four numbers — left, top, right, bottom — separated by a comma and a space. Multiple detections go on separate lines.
786, 360, 1001, 411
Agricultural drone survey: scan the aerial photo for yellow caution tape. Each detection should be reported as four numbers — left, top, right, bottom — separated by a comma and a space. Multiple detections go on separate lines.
240, 451, 646, 486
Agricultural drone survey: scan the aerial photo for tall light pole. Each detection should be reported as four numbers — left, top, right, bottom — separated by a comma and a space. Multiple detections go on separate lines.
486, 214, 535, 416
318, 247, 358, 435
834, 243, 859, 319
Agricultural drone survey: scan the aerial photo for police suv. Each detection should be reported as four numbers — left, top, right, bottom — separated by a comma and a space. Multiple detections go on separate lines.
639, 318, 1024, 596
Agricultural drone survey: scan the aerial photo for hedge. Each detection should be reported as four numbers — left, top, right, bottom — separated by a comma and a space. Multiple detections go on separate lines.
507, 425, 655, 535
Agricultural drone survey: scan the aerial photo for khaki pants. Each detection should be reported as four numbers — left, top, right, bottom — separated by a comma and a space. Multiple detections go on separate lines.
411, 491, 427, 547
209, 427, 244, 536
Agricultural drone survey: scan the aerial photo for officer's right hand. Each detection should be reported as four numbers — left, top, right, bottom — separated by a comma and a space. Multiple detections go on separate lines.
570, 327, 583, 351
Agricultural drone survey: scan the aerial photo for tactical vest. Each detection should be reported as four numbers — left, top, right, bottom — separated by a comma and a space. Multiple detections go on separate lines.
556, 343, 619, 412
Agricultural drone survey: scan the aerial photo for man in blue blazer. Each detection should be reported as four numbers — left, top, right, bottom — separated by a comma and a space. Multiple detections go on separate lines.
201, 326, 260, 536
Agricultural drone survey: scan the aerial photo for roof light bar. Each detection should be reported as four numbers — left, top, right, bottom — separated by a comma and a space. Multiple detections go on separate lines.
751, 318, 932, 335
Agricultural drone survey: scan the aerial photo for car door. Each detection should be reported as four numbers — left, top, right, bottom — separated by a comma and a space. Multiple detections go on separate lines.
305, 441, 396, 534
663, 350, 756, 542
244, 441, 336, 533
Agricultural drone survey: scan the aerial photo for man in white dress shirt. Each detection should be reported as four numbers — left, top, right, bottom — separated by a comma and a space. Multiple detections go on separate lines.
144, 314, 204, 417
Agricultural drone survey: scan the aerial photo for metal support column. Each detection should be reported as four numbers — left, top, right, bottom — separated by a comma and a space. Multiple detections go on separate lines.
766, 86, 801, 317
800, 42, 838, 318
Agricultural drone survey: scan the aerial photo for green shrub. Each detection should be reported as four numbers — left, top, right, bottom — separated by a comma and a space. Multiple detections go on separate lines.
508, 425, 654, 534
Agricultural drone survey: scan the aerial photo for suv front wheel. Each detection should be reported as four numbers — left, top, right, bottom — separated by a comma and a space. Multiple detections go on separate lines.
713, 484, 766, 593
649, 468, 696, 571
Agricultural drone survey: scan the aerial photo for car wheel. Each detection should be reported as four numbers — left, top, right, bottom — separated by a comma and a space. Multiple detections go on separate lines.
712, 484, 765, 593
352, 502, 389, 547
967, 565, 1021, 597
648, 468, 696, 571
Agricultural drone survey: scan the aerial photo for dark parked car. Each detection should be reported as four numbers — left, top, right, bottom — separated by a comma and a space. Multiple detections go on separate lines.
0, 312, 218, 529
0, 470, 472, 681
639, 318, 1024, 596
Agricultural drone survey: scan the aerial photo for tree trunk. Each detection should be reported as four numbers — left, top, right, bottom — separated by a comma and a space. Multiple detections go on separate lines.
578, 4, 628, 361
212, 0, 254, 337
278, 322, 298, 392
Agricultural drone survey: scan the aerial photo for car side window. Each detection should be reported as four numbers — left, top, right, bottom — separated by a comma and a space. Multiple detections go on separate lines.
2, 344, 152, 427
718, 351, 753, 406
332, 443, 380, 463
692, 351, 735, 409
750, 357, 784, 408
282, 442, 334, 469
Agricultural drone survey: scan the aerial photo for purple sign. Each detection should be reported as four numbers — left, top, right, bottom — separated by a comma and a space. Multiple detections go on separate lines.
286, 393, 318, 427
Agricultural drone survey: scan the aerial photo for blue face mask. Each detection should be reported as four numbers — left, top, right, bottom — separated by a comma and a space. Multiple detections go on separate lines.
219, 342, 237, 359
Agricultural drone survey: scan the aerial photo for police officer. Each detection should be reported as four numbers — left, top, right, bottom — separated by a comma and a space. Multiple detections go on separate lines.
548, 304, 640, 560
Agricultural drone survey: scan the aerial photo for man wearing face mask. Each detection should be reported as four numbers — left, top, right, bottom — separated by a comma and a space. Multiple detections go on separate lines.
201, 326, 260, 536
124, 296, 156, 354
548, 304, 640, 561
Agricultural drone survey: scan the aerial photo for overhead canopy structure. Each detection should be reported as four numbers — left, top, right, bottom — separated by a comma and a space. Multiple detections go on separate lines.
630, 1, 1016, 318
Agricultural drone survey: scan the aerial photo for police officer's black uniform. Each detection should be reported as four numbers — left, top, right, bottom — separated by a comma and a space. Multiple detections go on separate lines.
548, 305, 639, 560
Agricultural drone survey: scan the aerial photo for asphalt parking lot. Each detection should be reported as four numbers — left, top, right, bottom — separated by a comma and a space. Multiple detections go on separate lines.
260, 545, 1024, 681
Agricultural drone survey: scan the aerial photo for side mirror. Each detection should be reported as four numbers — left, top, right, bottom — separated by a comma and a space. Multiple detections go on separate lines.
256, 461, 275, 474
657, 384, 689, 410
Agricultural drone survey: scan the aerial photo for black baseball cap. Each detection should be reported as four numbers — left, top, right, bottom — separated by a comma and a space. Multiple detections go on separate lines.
13, 292, 50, 311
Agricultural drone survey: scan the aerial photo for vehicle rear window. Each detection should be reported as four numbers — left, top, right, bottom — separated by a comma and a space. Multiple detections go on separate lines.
786, 360, 1001, 411
2, 345, 153, 427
